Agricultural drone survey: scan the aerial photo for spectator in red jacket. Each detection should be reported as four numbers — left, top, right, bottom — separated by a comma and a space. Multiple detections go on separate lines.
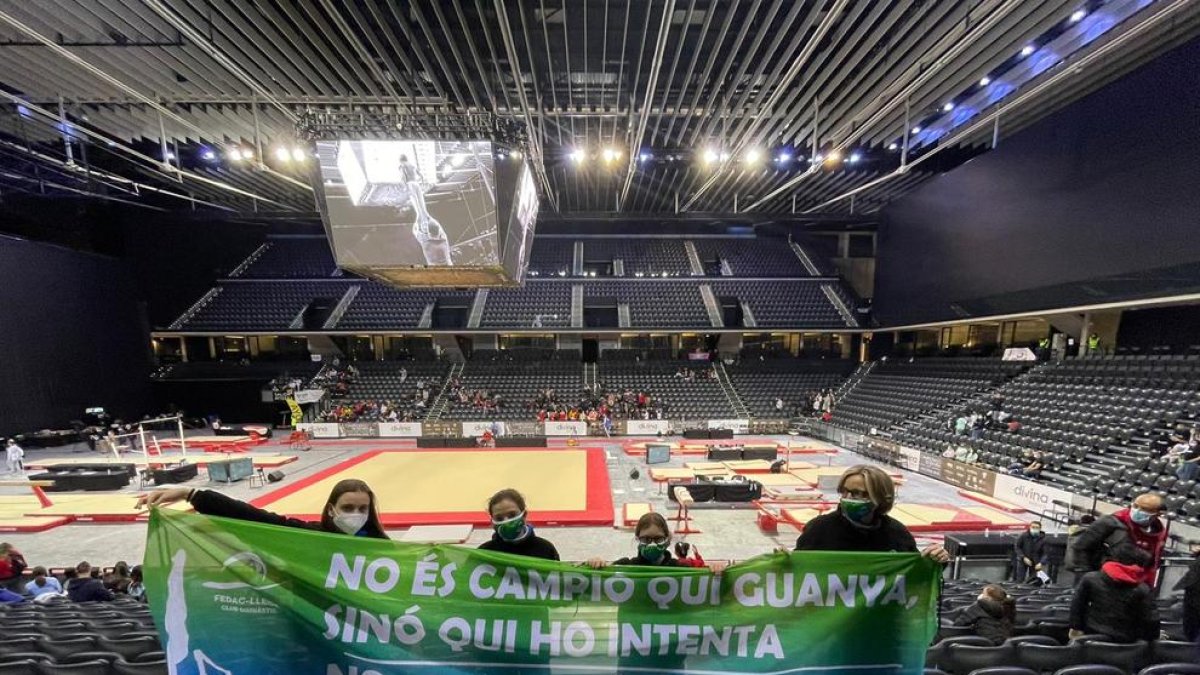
0, 542, 26, 592
1071, 493, 1168, 585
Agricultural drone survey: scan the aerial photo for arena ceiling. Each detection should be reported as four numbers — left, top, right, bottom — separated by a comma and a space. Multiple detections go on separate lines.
0, 0, 1196, 216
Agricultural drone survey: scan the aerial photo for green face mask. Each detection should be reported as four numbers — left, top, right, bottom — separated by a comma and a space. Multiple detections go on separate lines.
840, 497, 875, 523
493, 512, 527, 542
638, 542, 667, 562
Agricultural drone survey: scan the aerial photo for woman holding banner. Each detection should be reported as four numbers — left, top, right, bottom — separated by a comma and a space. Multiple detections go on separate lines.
479, 489, 560, 560
137, 479, 389, 539
795, 465, 950, 563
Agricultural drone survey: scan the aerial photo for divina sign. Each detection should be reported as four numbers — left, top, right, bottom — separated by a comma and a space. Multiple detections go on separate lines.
992, 474, 1074, 514
145, 509, 940, 674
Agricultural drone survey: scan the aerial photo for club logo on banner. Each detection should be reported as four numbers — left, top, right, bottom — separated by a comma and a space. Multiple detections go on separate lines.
626, 420, 670, 436
462, 421, 505, 437
544, 421, 587, 436
707, 419, 750, 434
307, 423, 340, 439
378, 422, 423, 438
145, 510, 940, 675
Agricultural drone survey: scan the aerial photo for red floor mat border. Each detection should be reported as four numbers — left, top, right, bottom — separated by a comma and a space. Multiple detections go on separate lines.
249, 447, 613, 528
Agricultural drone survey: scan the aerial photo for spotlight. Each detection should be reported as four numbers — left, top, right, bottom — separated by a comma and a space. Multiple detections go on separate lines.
776, 152, 791, 163
228, 148, 243, 161
911, 126, 922, 134
887, 142, 898, 151
744, 148, 762, 164
274, 146, 292, 162
450, 154, 465, 167
292, 147, 308, 161
813, 154, 824, 163
979, 76, 991, 86
601, 147, 619, 162
848, 152, 861, 164
824, 150, 841, 164
943, 102, 955, 112
163, 151, 175, 161
638, 152, 651, 162
570, 149, 586, 164
1070, 9, 1086, 23
702, 148, 719, 164
201, 149, 217, 161
240, 149, 253, 161
510, 149, 522, 160
1021, 44, 1035, 57
719, 152, 730, 162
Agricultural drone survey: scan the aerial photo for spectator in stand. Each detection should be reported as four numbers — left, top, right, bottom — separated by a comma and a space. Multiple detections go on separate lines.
24, 566, 62, 598
1065, 514, 1097, 586
1177, 439, 1200, 482
1006, 417, 1022, 433
953, 584, 1016, 644
794, 465, 950, 563
954, 445, 978, 464
0, 542, 26, 591
66, 561, 115, 602
104, 561, 132, 594
5, 438, 23, 475
128, 565, 146, 602
1069, 547, 1160, 643
587, 513, 727, 573
775, 397, 785, 414
1013, 522, 1049, 582
138, 479, 389, 539
954, 415, 969, 435
1072, 493, 1168, 585
479, 489, 559, 561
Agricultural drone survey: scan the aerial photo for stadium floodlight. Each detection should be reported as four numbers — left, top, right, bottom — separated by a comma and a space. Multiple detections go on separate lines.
776, 152, 791, 164
510, 149, 522, 159
911, 126, 922, 134
601, 147, 619, 162
450, 154, 465, 167
1021, 44, 1035, 57
848, 152, 861, 164
1070, 9, 1086, 23
200, 149, 217, 161
702, 148, 719, 164
163, 151, 175, 161
639, 152, 651, 162
980, 76, 991, 86
570, 149, 586, 164
291, 147, 308, 162
824, 150, 842, 164
943, 102, 955, 112
887, 142, 899, 151
744, 148, 763, 165
274, 147, 292, 162
227, 148, 243, 161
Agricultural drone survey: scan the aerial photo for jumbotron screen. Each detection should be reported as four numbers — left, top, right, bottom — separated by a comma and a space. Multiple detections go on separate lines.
313, 139, 537, 287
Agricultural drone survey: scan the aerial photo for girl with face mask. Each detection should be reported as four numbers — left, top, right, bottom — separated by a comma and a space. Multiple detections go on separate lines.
137, 479, 388, 539
587, 513, 679, 568
478, 489, 559, 560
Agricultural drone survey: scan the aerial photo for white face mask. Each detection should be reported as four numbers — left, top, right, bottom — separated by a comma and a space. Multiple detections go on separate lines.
332, 511, 369, 535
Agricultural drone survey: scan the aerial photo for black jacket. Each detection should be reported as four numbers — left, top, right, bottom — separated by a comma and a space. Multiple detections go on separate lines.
613, 551, 681, 567
1069, 564, 1160, 642
1013, 532, 1047, 563
1175, 555, 1200, 641
65, 577, 114, 603
478, 533, 560, 561
795, 511, 917, 553
190, 489, 318, 530
1071, 512, 1164, 574
953, 599, 1013, 645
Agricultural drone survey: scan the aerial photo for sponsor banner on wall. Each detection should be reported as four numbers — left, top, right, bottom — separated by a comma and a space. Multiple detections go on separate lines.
939, 460, 998, 495
627, 420, 670, 435
462, 421, 505, 437
898, 447, 923, 472
292, 389, 326, 404
378, 422, 423, 437
544, 421, 588, 436
918, 453, 944, 481
992, 474, 1076, 515
708, 419, 751, 434
340, 422, 378, 438
308, 422, 340, 438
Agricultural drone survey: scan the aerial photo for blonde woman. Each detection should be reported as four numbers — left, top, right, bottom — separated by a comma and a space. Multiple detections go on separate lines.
794, 464, 949, 563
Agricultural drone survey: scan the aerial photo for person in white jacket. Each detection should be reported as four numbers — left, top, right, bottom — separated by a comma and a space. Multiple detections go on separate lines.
5, 439, 24, 474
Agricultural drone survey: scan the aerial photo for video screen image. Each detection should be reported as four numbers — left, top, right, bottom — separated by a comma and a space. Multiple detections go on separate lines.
315, 140, 498, 268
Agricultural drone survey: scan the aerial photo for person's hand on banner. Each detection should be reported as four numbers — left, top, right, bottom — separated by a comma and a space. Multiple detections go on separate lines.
584, 558, 608, 569
137, 487, 192, 508
921, 545, 950, 564
707, 560, 729, 575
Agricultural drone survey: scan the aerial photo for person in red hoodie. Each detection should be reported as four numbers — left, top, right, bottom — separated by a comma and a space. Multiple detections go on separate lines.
1070, 493, 1167, 584
1069, 547, 1160, 642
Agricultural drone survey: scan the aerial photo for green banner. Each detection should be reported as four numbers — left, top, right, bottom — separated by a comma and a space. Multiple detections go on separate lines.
145, 509, 939, 674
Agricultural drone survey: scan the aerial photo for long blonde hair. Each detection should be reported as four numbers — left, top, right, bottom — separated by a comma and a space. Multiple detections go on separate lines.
837, 465, 897, 516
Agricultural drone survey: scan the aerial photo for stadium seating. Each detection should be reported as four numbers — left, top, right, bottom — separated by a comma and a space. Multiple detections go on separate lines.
233, 237, 337, 279
333, 361, 451, 420
709, 280, 852, 328
0, 599, 163, 674
480, 283, 571, 328
338, 285, 476, 330
527, 238, 575, 277
181, 281, 345, 331
725, 358, 854, 417
691, 238, 814, 277
151, 360, 320, 382
440, 354, 582, 421
596, 358, 733, 419
584, 282, 710, 328
582, 239, 691, 276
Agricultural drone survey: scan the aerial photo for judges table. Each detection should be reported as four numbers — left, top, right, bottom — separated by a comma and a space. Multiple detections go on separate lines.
944, 533, 1066, 582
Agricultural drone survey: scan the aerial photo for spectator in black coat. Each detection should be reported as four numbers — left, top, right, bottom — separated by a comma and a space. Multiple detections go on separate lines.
1069, 547, 1160, 643
65, 561, 114, 603
953, 584, 1016, 645
1013, 522, 1049, 582
478, 489, 559, 561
